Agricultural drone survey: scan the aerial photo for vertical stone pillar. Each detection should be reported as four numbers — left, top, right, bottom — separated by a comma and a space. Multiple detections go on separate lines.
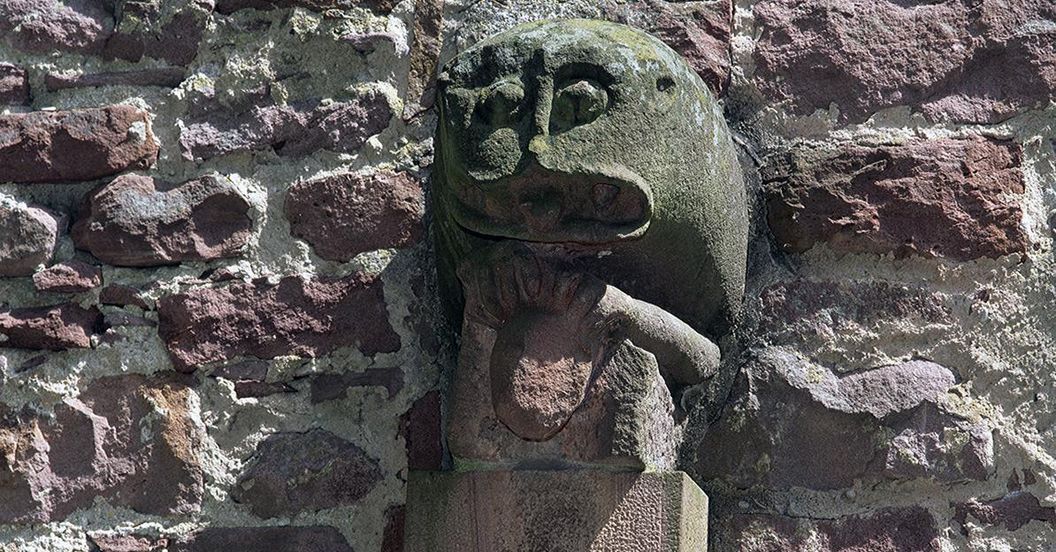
406, 471, 708, 552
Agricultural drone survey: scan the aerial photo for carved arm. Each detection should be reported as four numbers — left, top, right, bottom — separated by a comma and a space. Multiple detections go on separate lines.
594, 285, 721, 386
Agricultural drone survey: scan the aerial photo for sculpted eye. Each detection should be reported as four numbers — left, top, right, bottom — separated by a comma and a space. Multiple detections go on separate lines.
478, 80, 525, 126
656, 76, 675, 92
550, 79, 608, 133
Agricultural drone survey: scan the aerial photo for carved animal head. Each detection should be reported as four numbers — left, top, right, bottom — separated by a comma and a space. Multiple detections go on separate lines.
436, 18, 748, 333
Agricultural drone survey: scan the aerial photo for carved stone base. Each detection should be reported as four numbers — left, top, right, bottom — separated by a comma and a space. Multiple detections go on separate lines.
405, 470, 708, 551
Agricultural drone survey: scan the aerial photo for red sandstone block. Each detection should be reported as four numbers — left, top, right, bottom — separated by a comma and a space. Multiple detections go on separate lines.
0, 63, 29, 105
715, 507, 940, 552
286, 171, 425, 262
32, 261, 103, 293
230, 428, 382, 518
754, 0, 1056, 123
0, 106, 158, 184
72, 174, 253, 267
764, 136, 1028, 261
0, 303, 105, 350
158, 273, 400, 371
0, 374, 204, 523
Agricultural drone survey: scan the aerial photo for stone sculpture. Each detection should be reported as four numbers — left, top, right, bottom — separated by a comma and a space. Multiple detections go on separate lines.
409, 18, 748, 551
434, 18, 748, 469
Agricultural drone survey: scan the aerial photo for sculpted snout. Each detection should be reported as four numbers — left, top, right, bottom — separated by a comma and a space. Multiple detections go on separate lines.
449, 163, 653, 244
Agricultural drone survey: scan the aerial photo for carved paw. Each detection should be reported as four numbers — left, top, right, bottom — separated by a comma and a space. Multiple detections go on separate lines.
458, 242, 598, 327
456, 242, 718, 445
457, 244, 615, 442
594, 287, 721, 387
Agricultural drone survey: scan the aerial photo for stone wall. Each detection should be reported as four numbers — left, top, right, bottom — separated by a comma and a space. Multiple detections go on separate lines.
0, 0, 1052, 551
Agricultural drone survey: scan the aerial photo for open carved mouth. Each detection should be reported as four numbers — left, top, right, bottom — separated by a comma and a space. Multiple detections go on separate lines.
448, 164, 653, 244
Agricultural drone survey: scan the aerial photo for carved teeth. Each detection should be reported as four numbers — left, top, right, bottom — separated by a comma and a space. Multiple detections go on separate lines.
592, 183, 619, 212
519, 197, 560, 230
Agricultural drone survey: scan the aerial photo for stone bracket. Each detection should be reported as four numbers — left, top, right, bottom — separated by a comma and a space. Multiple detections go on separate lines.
405, 470, 708, 551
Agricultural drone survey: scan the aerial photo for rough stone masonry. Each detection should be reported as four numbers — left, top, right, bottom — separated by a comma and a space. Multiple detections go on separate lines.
0, 0, 1053, 551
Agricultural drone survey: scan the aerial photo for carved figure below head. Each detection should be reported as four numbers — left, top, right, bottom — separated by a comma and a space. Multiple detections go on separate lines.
435, 19, 748, 470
